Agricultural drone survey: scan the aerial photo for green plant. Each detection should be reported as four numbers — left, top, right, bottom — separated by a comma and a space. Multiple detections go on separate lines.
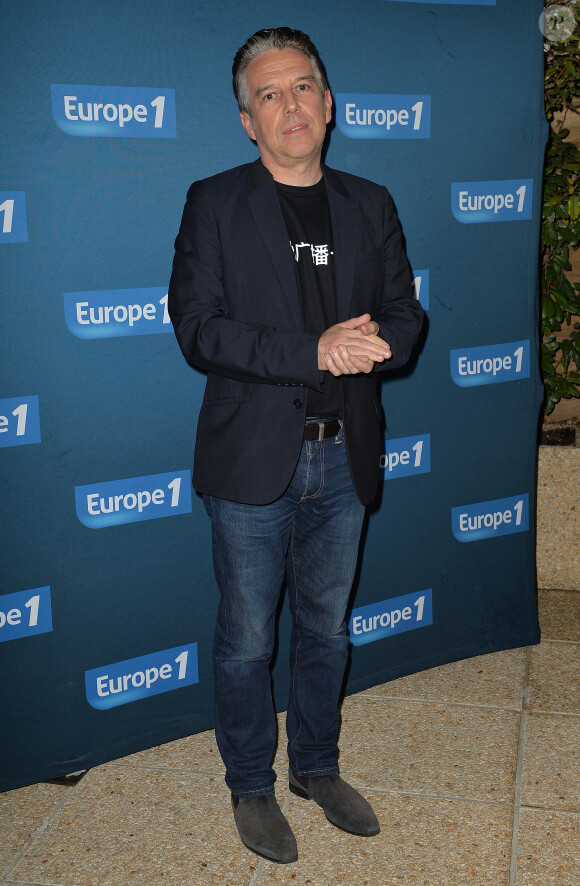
541, 1, 580, 414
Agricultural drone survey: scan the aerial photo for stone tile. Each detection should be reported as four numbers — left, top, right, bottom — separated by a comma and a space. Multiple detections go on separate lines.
338, 696, 519, 802
0, 782, 68, 878
516, 808, 580, 886
116, 728, 224, 776
528, 641, 580, 714
521, 713, 580, 812
536, 447, 580, 593
260, 792, 512, 885
9, 766, 259, 886
537, 590, 580, 643
359, 647, 527, 709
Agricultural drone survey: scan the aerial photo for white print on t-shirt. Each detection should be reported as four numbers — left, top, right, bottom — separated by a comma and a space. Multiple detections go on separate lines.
290, 241, 333, 265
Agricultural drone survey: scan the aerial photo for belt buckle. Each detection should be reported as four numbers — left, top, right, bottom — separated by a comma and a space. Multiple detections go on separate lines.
316, 421, 325, 442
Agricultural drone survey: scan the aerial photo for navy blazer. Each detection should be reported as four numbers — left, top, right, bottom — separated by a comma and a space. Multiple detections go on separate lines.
169, 159, 423, 505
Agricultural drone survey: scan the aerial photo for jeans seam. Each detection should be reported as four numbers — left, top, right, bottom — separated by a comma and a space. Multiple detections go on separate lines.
213, 524, 229, 649
232, 785, 275, 798
288, 523, 302, 770
301, 441, 312, 502
293, 765, 339, 777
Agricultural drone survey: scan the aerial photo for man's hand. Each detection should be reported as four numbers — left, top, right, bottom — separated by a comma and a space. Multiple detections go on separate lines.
318, 314, 391, 376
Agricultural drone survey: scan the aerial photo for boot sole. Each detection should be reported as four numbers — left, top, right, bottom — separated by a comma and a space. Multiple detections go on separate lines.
288, 781, 310, 801
289, 779, 381, 837
239, 839, 298, 864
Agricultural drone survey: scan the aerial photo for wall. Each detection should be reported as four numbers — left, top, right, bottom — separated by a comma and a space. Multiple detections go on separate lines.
1, 0, 546, 792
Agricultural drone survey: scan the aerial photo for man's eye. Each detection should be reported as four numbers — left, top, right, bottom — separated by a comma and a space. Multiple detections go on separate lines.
264, 92, 275, 101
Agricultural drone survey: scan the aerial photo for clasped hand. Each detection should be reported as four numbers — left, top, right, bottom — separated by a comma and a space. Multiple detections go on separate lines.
318, 314, 391, 376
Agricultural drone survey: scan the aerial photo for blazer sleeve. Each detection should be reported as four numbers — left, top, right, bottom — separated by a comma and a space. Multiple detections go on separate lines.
372, 187, 424, 372
168, 179, 322, 390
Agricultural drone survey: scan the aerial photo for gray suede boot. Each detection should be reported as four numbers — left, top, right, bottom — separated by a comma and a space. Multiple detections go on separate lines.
231, 793, 298, 864
289, 770, 380, 836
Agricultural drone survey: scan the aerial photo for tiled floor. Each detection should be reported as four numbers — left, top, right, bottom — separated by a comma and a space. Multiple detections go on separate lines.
1, 586, 579, 886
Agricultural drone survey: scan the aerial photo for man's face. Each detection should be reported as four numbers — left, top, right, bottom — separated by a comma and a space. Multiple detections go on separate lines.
240, 47, 332, 181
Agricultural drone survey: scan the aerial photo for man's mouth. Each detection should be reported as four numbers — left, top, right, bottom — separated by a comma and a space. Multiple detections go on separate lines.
284, 122, 308, 135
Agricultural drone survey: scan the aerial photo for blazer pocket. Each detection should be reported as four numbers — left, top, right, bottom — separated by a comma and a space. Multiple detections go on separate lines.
202, 374, 249, 405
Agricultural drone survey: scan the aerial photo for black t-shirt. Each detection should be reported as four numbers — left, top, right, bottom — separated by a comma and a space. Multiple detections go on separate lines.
276, 178, 343, 419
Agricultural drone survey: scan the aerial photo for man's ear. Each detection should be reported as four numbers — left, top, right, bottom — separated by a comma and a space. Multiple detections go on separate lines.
240, 112, 256, 142
324, 89, 333, 125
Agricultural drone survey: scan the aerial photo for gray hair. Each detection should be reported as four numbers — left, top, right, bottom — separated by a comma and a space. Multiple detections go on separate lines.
232, 27, 329, 115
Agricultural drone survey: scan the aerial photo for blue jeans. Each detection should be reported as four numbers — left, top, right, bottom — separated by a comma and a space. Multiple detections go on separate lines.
203, 426, 365, 797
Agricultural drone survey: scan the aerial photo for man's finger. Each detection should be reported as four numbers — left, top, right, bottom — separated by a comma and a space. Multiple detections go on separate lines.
339, 313, 371, 330
359, 321, 379, 336
345, 343, 388, 361
324, 352, 343, 377
348, 355, 374, 374
331, 346, 356, 375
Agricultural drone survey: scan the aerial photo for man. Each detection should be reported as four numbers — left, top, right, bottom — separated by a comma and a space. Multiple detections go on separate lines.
169, 27, 423, 864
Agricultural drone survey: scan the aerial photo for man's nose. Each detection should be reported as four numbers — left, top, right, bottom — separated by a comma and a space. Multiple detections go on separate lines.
283, 91, 298, 114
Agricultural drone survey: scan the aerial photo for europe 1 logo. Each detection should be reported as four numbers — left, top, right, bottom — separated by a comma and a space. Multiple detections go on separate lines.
51, 85, 176, 138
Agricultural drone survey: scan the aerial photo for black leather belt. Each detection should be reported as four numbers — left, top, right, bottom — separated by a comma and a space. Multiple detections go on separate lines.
303, 420, 341, 442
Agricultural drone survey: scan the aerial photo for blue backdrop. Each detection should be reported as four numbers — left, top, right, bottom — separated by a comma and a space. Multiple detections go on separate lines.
1, 0, 546, 792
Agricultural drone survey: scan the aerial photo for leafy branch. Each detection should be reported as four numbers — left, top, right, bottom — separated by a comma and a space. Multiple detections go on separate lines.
541, 0, 580, 415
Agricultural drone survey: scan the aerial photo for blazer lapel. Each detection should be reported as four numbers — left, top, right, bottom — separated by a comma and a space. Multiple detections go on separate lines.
246, 161, 304, 329
324, 166, 358, 322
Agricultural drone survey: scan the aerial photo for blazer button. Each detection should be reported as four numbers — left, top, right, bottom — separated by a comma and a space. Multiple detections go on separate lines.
293, 399, 303, 409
